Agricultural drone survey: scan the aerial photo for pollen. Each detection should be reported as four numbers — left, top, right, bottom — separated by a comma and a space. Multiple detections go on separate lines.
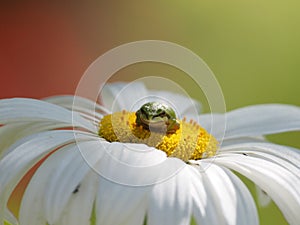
98, 111, 218, 161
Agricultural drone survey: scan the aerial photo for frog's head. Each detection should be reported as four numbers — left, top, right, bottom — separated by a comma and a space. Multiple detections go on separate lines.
135, 102, 180, 134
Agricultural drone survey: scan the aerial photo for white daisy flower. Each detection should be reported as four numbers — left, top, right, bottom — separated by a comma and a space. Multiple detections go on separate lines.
1, 82, 300, 225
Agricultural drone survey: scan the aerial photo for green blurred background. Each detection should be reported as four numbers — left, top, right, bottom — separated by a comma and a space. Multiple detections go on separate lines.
1, 1, 299, 224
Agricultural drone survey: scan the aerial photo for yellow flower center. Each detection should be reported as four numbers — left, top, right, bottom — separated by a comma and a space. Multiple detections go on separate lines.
98, 111, 218, 161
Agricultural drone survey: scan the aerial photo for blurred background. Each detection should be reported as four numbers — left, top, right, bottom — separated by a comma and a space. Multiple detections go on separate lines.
1, 1, 299, 224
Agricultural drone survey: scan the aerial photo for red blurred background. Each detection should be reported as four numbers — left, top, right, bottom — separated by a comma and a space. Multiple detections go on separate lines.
0, 2, 115, 98
1, 1, 299, 109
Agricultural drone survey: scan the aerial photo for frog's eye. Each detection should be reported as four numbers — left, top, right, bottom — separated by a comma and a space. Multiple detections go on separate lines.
139, 107, 148, 115
153, 111, 167, 118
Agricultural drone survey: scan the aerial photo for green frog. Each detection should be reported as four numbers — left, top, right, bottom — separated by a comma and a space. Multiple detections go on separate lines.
135, 102, 180, 134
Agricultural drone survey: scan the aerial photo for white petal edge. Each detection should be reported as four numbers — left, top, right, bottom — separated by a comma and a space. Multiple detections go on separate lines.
0, 98, 96, 133
4, 208, 19, 225
147, 166, 192, 225
255, 185, 272, 207
220, 136, 266, 147
0, 122, 74, 158
214, 155, 300, 225
180, 166, 218, 225
44, 95, 109, 120
219, 142, 300, 178
194, 162, 258, 225
199, 104, 300, 139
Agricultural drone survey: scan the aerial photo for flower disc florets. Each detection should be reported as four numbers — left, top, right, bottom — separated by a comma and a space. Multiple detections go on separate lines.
99, 103, 218, 161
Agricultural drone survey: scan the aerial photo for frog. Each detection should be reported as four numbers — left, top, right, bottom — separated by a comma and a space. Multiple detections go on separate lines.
135, 102, 180, 134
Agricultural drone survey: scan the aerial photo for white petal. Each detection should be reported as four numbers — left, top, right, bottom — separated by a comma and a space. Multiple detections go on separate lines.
0, 130, 95, 221
219, 142, 300, 178
93, 142, 185, 186
220, 136, 266, 147
19, 140, 102, 225
0, 98, 96, 132
44, 95, 108, 120
100, 82, 149, 111
19, 149, 62, 225
43, 141, 103, 224
52, 170, 99, 225
214, 154, 300, 225
199, 104, 300, 139
194, 113, 226, 141
0, 121, 69, 158
100, 82, 201, 119
194, 162, 258, 225
95, 178, 147, 225
187, 166, 219, 225
147, 166, 192, 225
255, 185, 272, 207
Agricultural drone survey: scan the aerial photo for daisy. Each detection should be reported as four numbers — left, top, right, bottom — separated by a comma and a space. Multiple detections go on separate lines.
0, 82, 300, 225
